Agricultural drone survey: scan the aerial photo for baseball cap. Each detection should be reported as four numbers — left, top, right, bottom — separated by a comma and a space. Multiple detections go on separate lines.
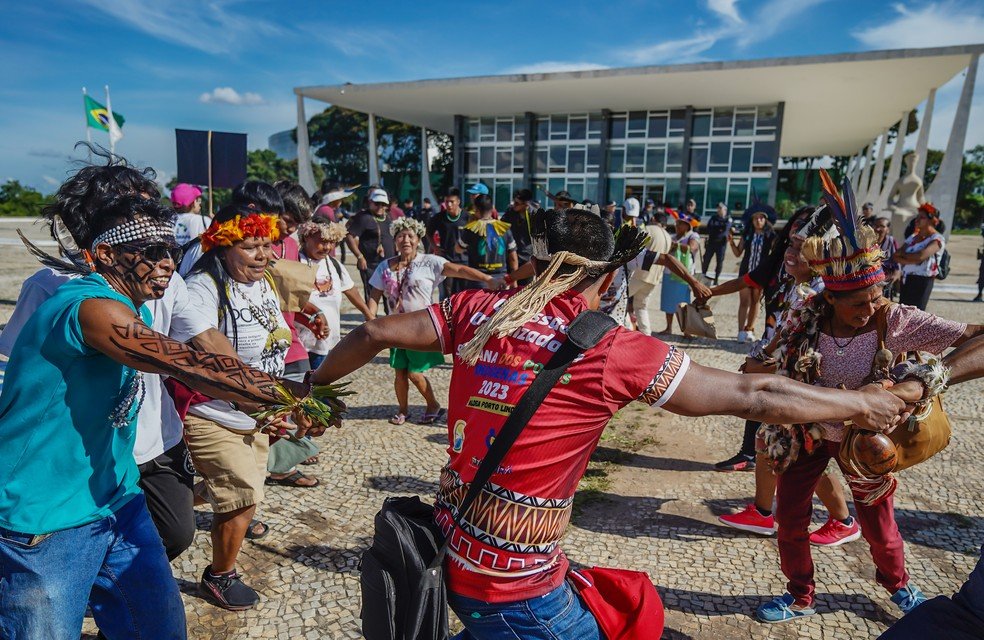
623, 197, 640, 218
323, 185, 357, 203
171, 183, 202, 208
369, 188, 390, 204
466, 183, 490, 196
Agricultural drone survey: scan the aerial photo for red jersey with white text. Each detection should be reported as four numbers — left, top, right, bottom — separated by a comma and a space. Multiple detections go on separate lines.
426, 289, 690, 602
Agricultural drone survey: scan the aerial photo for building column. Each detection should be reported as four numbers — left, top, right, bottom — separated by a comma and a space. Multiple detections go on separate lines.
679, 106, 695, 206
874, 110, 910, 212
866, 127, 890, 205
452, 115, 465, 191
857, 138, 877, 204
768, 101, 785, 207
420, 128, 438, 206
523, 111, 536, 190
927, 53, 979, 237
294, 93, 316, 194
848, 147, 864, 192
367, 113, 379, 186
913, 87, 936, 180
598, 109, 612, 203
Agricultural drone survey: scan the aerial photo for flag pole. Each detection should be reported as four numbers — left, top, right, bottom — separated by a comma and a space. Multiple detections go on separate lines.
82, 87, 92, 162
105, 85, 114, 156
207, 130, 214, 217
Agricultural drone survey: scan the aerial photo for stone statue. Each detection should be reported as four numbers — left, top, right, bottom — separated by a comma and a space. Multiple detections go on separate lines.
887, 151, 925, 244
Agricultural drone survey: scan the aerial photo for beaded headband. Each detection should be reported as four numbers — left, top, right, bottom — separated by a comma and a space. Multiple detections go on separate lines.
200, 214, 280, 252
91, 218, 176, 250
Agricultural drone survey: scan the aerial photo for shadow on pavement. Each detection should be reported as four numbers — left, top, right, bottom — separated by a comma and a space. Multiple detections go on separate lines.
365, 474, 440, 495
574, 494, 736, 542
661, 586, 896, 626
592, 447, 716, 472
895, 508, 984, 556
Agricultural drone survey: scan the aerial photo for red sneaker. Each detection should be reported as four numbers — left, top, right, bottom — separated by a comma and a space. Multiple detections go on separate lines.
718, 503, 776, 536
809, 516, 861, 547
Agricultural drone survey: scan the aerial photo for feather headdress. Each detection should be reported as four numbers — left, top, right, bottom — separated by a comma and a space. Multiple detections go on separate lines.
800, 169, 884, 292
18, 214, 95, 276
458, 210, 650, 365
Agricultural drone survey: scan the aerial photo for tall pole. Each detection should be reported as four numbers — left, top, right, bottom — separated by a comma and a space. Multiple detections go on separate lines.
105, 85, 114, 155
82, 87, 92, 162
207, 130, 214, 218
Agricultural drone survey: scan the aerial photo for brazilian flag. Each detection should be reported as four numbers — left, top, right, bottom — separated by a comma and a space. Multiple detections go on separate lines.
84, 95, 125, 132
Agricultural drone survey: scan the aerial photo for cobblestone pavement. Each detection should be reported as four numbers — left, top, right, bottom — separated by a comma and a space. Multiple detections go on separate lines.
0, 224, 981, 639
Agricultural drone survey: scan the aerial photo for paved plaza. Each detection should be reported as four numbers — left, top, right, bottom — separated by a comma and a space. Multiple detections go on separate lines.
0, 222, 981, 639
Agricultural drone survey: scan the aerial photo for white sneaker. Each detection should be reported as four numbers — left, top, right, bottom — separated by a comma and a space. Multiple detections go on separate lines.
737, 331, 748, 342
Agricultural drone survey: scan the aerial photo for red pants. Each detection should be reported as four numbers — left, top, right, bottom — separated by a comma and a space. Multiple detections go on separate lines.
775, 440, 909, 607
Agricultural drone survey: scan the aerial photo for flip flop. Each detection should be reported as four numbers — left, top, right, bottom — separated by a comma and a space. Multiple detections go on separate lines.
389, 412, 408, 425
265, 470, 320, 488
244, 519, 269, 540
417, 408, 447, 425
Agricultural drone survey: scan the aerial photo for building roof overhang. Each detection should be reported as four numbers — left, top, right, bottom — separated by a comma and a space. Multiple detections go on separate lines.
296, 45, 983, 157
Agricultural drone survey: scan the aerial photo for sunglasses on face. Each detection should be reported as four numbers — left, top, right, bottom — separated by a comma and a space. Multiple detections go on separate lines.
117, 242, 183, 264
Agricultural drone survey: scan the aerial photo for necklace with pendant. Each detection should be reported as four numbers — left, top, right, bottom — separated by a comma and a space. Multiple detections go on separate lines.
829, 320, 860, 356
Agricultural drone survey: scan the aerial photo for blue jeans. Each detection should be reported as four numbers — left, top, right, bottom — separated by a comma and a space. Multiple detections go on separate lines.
309, 352, 326, 370
449, 582, 601, 640
0, 493, 186, 639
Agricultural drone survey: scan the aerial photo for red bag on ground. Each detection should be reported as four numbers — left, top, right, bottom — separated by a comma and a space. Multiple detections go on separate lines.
568, 567, 664, 640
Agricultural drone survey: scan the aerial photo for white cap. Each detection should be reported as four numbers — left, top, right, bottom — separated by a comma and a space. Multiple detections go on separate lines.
369, 188, 390, 205
623, 197, 640, 218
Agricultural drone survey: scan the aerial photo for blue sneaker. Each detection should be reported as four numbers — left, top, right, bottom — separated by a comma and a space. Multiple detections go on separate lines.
890, 584, 928, 614
756, 593, 816, 623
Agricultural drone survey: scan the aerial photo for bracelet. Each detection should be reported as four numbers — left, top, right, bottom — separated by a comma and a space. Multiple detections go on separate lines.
503, 274, 515, 285
890, 354, 951, 403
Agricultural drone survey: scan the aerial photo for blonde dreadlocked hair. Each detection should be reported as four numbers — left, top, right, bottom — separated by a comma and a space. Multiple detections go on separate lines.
458, 216, 651, 366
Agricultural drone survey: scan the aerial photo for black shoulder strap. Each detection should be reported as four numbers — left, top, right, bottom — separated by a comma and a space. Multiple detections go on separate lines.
430, 310, 618, 567
328, 256, 344, 278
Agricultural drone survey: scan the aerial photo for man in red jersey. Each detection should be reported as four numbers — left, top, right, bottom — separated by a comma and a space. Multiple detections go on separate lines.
313, 208, 905, 639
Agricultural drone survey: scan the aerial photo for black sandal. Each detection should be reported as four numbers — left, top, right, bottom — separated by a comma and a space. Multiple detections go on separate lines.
244, 519, 269, 540
264, 470, 320, 488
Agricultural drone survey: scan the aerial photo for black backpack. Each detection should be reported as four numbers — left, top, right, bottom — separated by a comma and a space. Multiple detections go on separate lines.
936, 249, 951, 280
359, 311, 618, 640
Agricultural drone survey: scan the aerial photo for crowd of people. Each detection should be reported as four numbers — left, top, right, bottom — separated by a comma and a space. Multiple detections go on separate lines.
0, 148, 982, 640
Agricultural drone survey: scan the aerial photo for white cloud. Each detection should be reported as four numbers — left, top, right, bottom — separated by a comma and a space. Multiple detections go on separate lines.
853, 2, 984, 49
620, 34, 720, 65
502, 61, 609, 74
41, 175, 59, 186
734, 0, 829, 47
76, 0, 281, 55
199, 87, 265, 106
707, 0, 743, 23
619, 0, 829, 65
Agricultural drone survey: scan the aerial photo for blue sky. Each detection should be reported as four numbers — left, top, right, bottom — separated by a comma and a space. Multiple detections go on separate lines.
1, 0, 982, 193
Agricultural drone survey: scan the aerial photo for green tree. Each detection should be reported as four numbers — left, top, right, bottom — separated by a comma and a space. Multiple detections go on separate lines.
924, 145, 984, 229
0, 180, 53, 217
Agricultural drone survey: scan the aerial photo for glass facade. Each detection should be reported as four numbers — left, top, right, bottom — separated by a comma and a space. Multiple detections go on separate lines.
461, 104, 781, 215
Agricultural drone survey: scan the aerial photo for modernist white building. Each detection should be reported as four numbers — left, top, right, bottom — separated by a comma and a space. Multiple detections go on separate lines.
293, 45, 981, 229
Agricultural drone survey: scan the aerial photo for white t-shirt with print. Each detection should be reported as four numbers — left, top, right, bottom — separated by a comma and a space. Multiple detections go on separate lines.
174, 213, 211, 247
296, 253, 355, 354
900, 232, 945, 278
174, 273, 289, 431
369, 254, 447, 314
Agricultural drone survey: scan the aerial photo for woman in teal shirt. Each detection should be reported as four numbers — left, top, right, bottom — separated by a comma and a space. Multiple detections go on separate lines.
0, 194, 330, 639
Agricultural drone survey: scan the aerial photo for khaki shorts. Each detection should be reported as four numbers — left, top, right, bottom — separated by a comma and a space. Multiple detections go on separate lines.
184, 413, 269, 514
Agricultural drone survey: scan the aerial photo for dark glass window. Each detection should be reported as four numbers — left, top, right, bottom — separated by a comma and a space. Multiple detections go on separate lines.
466, 120, 479, 144
496, 120, 513, 142
479, 147, 494, 171
628, 111, 647, 137
466, 149, 478, 174
569, 118, 587, 140
731, 145, 752, 172
689, 146, 709, 173
496, 148, 512, 173
535, 149, 548, 174
753, 140, 777, 168
625, 144, 645, 170
611, 115, 627, 139
536, 118, 549, 141
735, 111, 755, 136
757, 105, 779, 130
710, 141, 730, 166
586, 144, 601, 169
706, 178, 727, 212
692, 113, 711, 137
568, 147, 586, 173
549, 145, 566, 172
513, 148, 525, 173
666, 142, 683, 168
648, 114, 667, 138
588, 114, 604, 138
712, 107, 733, 132
550, 115, 567, 139
669, 109, 686, 134
480, 118, 495, 140
645, 146, 665, 173
608, 147, 625, 173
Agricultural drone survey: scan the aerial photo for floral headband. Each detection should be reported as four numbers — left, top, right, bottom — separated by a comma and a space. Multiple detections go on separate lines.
200, 214, 280, 252
390, 216, 426, 240
297, 220, 347, 243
